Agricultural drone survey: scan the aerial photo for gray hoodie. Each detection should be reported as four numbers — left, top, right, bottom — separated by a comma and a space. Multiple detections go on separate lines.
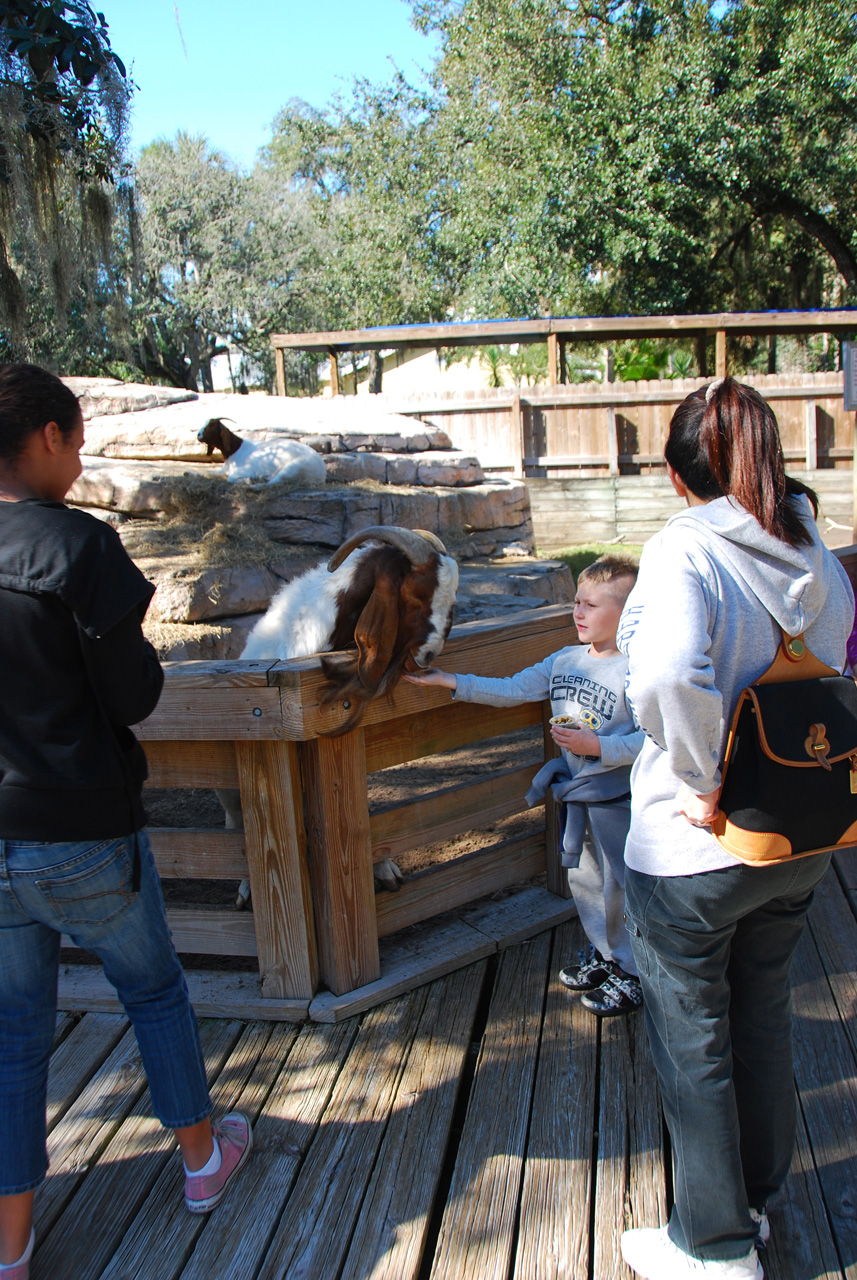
617, 494, 854, 876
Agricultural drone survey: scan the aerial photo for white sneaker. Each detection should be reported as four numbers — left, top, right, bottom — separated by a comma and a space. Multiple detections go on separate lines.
621, 1227, 763, 1279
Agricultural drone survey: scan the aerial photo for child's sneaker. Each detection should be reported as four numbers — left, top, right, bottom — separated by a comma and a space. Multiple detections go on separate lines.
184, 1112, 253, 1213
621, 1226, 763, 1278
558, 944, 620, 991
580, 970, 643, 1016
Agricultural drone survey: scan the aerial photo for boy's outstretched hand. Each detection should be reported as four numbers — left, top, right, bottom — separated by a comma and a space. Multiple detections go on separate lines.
403, 668, 457, 691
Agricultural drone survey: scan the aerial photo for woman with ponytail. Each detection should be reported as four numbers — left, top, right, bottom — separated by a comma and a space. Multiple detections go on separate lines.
617, 379, 853, 1280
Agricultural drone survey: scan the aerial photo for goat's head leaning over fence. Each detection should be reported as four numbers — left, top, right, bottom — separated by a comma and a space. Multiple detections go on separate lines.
241, 526, 459, 734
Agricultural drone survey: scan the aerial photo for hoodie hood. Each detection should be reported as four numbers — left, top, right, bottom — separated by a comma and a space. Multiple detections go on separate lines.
663, 493, 832, 637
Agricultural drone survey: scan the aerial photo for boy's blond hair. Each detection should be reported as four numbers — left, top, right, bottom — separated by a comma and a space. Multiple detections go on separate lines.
577, 555, 639, 604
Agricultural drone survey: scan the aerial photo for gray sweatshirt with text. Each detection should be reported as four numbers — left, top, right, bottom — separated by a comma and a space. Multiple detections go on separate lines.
617, 494, 854, 876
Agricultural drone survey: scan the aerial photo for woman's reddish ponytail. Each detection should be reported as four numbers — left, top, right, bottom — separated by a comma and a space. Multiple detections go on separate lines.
666, 377, 817, 548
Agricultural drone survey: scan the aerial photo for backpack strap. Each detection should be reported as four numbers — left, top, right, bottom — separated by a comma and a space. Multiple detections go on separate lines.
755, 631, 840, 685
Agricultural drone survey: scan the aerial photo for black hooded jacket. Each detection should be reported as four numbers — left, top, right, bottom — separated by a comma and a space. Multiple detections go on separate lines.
0, 499, 163, 839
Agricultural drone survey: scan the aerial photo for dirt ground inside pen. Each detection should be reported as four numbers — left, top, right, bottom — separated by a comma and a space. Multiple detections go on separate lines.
146, 725, 548, 913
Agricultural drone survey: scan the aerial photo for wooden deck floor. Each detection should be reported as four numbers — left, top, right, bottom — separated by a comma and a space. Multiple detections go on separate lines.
35, 853, 857, 1280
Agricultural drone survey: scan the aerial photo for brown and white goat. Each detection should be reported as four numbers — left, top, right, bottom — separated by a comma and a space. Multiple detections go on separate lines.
226, 526, 459, 900
197, 417, 327, 486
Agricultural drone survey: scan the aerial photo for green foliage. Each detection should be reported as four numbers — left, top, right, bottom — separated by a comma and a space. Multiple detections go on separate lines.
542, 542, 643, 581
0, 0, 130, 360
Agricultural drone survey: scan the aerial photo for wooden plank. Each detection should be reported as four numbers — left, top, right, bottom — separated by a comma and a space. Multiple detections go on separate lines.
607, 405, 620, 476
301, 729, 380, 994
514, 921, 597, 1280
274, 344, 286, 397
716, 328, 727, 377
790, 898, 857, 1269
806, 400, 818, 470
37, 1019, 256, 1280
763, 1103, 844, 1280
511, 392, 524, 478
100, 1021, 302, 1280
57, 963, 310, 1021
329, 348, 341, 396
157, 659, 276, 688
429, 933, 552, 1280
364, 701, 541, 773
593, 1010, 668, 1280
46, 1012, 129, 1135
177, 1020, 357, 1280
34, 1026, 154, 1237
52, 1010, 77, 1050
460, 884, 578, 949
143, 740, 238, 789
309, 914, 496, 1022
341, 965, 487, 1280
148, 827, 248, 879
236, 739, 319, 999
548, 333, 559, 385
273, 607, 575, 740
61, 908, 257, 957
134, 687, 284, 742
369, 763, 538, 860
270, 311, 857, 353
375, 833, 546, 937
255, 990, 433, 1280
806, 871, 857, 1064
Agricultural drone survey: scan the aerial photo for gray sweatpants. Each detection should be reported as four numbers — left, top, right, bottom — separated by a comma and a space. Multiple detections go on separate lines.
564, 799, 637, 975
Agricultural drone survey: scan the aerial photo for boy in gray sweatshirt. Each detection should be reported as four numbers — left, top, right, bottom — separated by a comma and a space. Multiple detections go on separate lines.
405, 556, 645, 1016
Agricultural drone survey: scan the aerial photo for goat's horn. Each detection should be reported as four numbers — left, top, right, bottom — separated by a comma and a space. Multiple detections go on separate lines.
327, 526, 448, 572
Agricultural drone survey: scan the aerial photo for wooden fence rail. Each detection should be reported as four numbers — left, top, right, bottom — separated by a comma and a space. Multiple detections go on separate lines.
61, 607, 577, 1016
380, 372, 851, 477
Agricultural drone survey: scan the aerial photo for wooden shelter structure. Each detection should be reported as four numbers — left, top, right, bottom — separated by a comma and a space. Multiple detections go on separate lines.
270, 309, 857, 397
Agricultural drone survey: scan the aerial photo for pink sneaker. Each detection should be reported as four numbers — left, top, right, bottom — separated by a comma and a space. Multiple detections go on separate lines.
0, 1229, 34, 1279
184, 1112, 253, 1213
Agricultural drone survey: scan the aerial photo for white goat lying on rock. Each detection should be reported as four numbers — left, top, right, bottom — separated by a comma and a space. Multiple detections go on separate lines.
224, 525, 459, 903
198, 417, 327, 486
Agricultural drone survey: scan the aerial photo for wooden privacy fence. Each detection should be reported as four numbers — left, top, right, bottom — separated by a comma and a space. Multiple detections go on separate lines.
77, 606, 577, 1020
383, 372, 851, 477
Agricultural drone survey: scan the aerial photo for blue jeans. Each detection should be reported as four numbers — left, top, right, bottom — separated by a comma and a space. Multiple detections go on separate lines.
624, 854, 830, 1262
0, 831, 211, 1194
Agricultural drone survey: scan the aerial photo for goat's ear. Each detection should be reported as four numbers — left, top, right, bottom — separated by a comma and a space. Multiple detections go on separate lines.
354, 584, 398, 693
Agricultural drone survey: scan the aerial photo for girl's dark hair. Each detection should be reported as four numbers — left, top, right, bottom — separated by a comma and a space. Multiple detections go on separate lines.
664, 377, 818, 548
0, 363, 81, 462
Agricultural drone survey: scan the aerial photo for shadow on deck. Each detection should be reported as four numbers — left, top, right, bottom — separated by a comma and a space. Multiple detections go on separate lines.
35, 852, 857, 1280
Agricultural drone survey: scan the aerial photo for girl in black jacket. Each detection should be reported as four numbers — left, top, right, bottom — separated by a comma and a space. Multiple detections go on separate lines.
0, 365, 251, 1280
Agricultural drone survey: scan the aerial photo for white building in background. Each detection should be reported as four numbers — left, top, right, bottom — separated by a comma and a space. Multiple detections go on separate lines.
320, 348, 509, 397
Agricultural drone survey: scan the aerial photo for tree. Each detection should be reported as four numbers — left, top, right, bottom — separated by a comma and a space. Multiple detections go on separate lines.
410, 0, 857, 321
132, 132, 329, 391
0, 0, 131, 359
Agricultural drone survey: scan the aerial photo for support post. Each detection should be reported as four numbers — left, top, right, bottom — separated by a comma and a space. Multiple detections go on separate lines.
548, 333, 559, 386
542, 707, 572, 898
235, 740, 318, 999
328, 348, 341, 397
715, 329, 727, 378
805, 401, 818, 470
510, 393, 524, 478
274, 346, 286, 398
606, 405, 620, 477
300, 730, 380, 994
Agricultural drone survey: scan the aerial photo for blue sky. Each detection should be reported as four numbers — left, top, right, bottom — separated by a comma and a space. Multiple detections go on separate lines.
106, 0, 438, 168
